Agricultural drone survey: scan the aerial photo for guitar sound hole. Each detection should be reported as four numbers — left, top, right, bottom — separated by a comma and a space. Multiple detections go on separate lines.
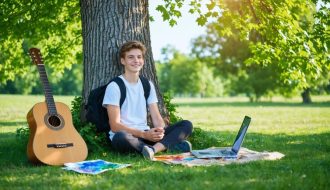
44, 114, 64, 130
48, 115, 61, 127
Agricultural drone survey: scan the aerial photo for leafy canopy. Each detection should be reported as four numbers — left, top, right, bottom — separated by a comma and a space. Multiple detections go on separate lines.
156, 0, 329, 91
0, 0, 81, 83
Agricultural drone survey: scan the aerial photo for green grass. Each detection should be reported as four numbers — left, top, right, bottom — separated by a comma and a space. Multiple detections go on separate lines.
0, 94, 329, 190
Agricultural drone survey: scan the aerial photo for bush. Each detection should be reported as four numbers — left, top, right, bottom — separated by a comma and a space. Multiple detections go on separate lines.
71, 96, 108, 152
188, 127, 224, 149
162, 92, 182, 124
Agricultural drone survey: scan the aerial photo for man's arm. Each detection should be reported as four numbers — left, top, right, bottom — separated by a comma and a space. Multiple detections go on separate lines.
148, 103, 166, 128
107, 105, 163, 142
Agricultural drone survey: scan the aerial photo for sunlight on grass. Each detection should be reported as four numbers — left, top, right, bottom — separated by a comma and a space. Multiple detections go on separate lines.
0, 95, 75, 122
174, 96, 330, 136
63, 175, 93, 187
287, 140, 303, 145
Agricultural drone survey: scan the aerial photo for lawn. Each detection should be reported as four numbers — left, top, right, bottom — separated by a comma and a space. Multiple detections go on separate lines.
0, 94, 329, 190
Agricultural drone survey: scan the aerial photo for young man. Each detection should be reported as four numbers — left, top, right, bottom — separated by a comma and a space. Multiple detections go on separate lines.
102, 40, 193, 159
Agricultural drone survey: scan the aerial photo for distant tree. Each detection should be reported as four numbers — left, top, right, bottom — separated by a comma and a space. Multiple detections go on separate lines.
191, 0, 329, 103
157, 47, 223, 97
0, 64, 82, 95
51, 64, 83, 95
155, 45, 176, 94
192, 24, 281, 101
198, 65, 224, 97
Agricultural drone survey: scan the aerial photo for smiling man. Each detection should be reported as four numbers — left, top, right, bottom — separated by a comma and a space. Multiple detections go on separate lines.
102, 40, 193, 160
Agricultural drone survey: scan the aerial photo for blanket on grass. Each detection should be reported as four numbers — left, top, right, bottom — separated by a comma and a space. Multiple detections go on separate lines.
153, 147, 285, 167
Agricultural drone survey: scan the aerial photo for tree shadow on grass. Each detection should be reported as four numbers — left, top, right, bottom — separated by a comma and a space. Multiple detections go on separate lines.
0, 121, 27, 127
189, 128, 330, 155
176, 101, 330, 108
0, 131, 29, 167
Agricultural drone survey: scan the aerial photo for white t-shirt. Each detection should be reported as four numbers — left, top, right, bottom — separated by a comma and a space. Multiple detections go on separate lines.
102, 75, 158, 140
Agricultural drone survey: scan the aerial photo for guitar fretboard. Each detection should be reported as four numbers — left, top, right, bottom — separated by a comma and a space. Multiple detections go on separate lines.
37, 64, 57, 115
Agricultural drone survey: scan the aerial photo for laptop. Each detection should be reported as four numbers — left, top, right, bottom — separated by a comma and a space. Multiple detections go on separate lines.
191, 116, 251, 159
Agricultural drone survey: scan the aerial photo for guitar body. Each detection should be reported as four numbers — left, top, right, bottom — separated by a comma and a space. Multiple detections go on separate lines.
27, 102, 88, 166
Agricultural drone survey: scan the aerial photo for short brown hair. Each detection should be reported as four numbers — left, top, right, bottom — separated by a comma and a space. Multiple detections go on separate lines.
119, 40, 147, 58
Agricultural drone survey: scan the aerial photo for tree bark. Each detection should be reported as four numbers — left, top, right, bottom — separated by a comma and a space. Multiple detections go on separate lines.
301, 88, 312, 104
80, 0, 167, 119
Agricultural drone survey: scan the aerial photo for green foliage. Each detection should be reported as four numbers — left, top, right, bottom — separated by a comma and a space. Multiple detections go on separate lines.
226, 65, 282, 102
0, 0, 82, 83
169, 55, 201, 95
70, 96, 108, 152
155, 0, 184, 26
221, 0, 329, 90
0, 63, 82, 95
157, 46, 223, 97
198, 65, 224, 97
162, 92, 182, 124
191, 0, 330, 101
156, 0, 221, 26
15, 126, 29, 142
51, 63, 83, 95
2, 0, 329, 101
188, 127, 223, 149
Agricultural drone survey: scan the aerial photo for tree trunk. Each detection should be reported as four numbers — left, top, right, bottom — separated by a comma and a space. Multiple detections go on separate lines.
301, 88, 312, 104
80, 0, 167, 119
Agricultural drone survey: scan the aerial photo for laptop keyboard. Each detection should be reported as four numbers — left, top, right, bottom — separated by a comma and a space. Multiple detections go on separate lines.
220, 149, 235, 155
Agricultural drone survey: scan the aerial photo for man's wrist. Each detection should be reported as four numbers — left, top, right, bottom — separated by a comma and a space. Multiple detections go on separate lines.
140, 130, 146, 139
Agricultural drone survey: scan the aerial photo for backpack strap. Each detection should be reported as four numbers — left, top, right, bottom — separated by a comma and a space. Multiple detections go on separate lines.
110, 77, 126, 108
109, 76, 150, 108
139, 76, 151, 104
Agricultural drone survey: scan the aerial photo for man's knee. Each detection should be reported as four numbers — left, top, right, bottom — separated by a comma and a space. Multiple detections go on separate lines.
180, 120, 193, 134
112, 131, 131, 144
111, 131, 135, 152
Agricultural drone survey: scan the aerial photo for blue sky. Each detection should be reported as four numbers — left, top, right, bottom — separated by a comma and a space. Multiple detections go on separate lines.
149, 1, 206, 61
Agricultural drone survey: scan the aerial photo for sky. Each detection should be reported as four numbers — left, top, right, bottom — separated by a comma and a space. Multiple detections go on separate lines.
149, 1, 207, 61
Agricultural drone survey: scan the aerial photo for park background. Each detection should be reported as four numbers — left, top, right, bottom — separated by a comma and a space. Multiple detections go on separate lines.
0, 0, 329, 189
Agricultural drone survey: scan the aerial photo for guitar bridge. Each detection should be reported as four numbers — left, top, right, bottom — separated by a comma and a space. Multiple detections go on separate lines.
47, 143, 74, 148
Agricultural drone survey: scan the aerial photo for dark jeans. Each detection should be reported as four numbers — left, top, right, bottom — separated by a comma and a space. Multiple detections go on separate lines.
111, 120, 193, 153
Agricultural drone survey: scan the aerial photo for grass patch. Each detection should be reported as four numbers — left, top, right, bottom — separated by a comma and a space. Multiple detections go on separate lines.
0, 94, 329, 189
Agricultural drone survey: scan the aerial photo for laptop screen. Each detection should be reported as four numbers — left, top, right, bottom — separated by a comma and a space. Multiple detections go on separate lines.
231, 116, 251, 153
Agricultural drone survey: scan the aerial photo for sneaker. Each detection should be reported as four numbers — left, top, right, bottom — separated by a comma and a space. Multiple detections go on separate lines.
142, 146, 154, 160
168, 140, 192, 153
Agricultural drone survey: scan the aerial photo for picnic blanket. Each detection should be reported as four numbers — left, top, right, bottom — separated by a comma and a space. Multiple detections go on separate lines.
153, 147, 285, 167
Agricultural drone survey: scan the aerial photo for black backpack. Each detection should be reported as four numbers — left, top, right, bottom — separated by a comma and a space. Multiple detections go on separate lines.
85, 76, 151, 133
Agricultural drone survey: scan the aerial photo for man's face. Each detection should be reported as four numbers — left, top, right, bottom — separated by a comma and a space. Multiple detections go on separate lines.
121, 49, 144, 74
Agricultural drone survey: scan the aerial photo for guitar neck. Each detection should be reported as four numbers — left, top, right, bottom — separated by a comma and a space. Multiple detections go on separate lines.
36, 64, 57, 115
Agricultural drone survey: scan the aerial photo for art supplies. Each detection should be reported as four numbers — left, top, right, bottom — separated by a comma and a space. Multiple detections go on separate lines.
63, 159, 131, 174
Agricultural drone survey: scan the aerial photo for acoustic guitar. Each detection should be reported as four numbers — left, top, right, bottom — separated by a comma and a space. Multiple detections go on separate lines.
26, 48, 88, 166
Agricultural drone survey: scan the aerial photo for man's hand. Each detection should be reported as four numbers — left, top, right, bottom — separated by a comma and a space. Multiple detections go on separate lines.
143, 127, 164, 142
